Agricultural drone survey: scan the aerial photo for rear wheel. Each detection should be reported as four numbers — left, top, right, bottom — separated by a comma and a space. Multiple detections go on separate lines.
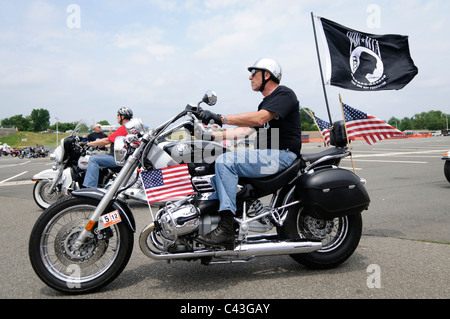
444, 161, 450, 183
278, 203, 362, 269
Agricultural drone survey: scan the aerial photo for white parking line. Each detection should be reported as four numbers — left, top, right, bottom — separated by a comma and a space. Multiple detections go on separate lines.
346, 159, 427, 164
341, 148, 449, 166
351, 149, 447, 158
0, 161, 31, 168
0, 171, 29, 184
0, 180, 35, 187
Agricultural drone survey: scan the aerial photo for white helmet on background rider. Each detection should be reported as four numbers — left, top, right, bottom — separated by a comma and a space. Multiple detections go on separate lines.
248, 58, 283, 88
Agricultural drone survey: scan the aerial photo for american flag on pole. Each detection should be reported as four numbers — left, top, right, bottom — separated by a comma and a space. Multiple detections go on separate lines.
140, 164, 194, 204
343, 103, 405, 145
314, 115, 332, 145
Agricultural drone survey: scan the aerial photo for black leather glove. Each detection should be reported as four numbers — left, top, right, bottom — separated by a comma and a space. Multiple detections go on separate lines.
198, 110, 223, 126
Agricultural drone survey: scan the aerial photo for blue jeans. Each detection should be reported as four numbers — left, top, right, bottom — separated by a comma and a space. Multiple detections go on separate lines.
209, 149, 297, 214
83, 154, 118, 188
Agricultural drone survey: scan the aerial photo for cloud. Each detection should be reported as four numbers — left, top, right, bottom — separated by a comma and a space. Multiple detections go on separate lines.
0, 0, 449, 126
24, 0, 62, 25
114, 28, 177, 61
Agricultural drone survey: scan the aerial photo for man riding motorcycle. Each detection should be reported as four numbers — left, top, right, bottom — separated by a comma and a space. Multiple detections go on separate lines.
82, 107, 134, 188
196, 58, 302, 247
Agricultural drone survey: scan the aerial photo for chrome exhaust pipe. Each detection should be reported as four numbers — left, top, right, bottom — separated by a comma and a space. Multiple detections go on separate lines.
217, 238, 322, 258
139, 223, 322, 261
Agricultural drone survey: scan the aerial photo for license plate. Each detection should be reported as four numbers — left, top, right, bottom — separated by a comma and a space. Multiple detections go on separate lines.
99, 210, 122, 230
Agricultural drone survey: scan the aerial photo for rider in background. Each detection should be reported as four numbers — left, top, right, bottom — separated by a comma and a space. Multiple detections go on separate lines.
82, 107, 133, 188
88, 123, 108, 142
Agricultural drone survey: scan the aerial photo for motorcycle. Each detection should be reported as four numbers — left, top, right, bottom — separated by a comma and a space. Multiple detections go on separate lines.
31, 121, 120, 209
29, 91, 370, 294
19, 147, 42, 159
1, 148, 12, 156
18, 149, 27, 159
443, 151, 450, 182
9, 148, 21, 157
35, 147, 49, 158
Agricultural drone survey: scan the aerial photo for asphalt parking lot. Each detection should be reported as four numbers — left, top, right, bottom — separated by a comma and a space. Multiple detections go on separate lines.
0, 137, 449, 301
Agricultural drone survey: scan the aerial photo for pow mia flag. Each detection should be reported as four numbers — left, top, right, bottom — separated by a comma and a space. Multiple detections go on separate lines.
317, 16, 418, 91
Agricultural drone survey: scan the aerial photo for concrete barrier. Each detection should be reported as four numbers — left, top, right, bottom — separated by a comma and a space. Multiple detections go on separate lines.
0, 128, 16, 138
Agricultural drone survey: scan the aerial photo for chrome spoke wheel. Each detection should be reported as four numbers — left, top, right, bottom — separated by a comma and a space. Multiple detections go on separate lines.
297, 212, 348, 253
39, 204, 120, 285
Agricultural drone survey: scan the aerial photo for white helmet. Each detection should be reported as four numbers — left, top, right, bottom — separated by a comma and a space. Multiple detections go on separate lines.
248, 58, 282, 84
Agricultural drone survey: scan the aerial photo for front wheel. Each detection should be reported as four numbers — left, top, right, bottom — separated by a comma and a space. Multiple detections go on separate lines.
29, 197, 134, 294
278, 204, 362, 269
33, 180, 63, 209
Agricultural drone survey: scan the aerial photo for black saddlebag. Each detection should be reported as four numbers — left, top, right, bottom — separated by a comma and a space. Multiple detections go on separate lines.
295, 166, 370, 220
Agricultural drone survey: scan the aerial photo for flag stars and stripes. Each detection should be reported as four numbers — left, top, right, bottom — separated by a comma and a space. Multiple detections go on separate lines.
314, 115, 331, 145
140, 164, 194, 204
343, 103, 405, 145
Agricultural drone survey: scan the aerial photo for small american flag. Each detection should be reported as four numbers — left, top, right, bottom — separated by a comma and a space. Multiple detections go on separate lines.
140, 164, 194, 204
314, 115, 331, 145
343, 103, 405, 145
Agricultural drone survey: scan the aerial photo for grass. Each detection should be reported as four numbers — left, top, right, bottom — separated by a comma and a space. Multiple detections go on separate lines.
417, 239, 450, 245
0, 132, 73, 149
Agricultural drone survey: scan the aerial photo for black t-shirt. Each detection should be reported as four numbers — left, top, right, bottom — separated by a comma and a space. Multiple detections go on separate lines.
87, 131, 107, 142
255, 85, 302, 156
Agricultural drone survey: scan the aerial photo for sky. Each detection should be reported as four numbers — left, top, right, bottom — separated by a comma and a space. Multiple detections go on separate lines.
0, 0, 448, 129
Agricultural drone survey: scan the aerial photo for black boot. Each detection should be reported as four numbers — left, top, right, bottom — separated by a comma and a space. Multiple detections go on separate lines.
197, 210, 235, 248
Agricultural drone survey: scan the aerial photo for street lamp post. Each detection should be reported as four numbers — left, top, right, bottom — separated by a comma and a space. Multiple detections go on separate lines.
55, 117, 59, 147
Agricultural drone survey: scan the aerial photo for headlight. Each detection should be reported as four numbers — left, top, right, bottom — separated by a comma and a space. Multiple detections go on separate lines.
114, 136, 128, 166
125, 118, 146, 135
78, 155, 90, 170
52, 146, 63, 163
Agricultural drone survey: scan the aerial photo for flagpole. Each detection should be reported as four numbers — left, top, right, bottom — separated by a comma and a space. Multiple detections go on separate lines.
139, 171, 155, 222
339, 94, 356, 173
311, 12, 333, 125
307, 108, 329, 147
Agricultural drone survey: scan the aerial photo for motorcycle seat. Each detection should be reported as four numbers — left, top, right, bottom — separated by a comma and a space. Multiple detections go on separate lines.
301, 147, 346, 164
240, 158, 302, 194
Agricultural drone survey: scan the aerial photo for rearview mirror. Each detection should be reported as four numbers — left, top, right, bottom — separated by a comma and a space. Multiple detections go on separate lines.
202, 90, 217, 106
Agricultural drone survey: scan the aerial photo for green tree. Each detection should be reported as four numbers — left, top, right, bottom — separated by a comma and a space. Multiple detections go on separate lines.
388, 117, 401, 129
399, 117, 413, 131
1, 114, 32, 131
49, 121, 78, 132
300, 108, 319, 131
30, 108, 50, 132
411, 110, 446, 130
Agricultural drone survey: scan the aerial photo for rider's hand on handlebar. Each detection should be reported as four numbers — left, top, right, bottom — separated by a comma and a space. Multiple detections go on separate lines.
198, 110, 223, 126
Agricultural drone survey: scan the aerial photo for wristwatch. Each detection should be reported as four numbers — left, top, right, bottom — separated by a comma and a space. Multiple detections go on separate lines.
220, 114, 227, 125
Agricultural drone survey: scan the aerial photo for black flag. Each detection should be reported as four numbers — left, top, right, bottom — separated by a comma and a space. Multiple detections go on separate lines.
317, 16, 418, 91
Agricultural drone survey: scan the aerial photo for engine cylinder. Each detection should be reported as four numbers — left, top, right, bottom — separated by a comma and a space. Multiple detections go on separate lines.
158, 204, 200, 240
